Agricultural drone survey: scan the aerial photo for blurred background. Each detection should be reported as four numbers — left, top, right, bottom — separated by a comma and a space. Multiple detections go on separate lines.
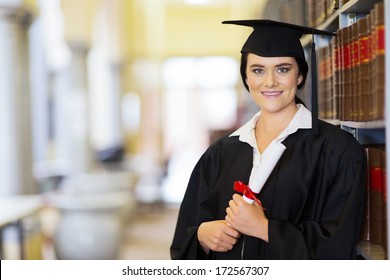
0, 0, 292, 260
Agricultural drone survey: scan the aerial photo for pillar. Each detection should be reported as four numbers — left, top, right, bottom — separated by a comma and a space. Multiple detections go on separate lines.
0, 4, 36, 195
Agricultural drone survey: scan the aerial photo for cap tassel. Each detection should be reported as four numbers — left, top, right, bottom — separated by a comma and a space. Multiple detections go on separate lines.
311, 35, 319, 136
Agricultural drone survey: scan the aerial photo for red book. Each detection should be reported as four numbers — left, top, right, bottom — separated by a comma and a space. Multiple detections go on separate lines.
360, 147, 370, 241
368, 147, 383, 245
351, 21, 360, 121
380, 149, 388, 259
357, 17, 371, 122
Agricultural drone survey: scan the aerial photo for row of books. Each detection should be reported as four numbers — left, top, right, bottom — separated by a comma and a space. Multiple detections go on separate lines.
361, 146, 388, 259
317, 1, 385, 122
278, 0, 354, 30
305, 0, 339, 28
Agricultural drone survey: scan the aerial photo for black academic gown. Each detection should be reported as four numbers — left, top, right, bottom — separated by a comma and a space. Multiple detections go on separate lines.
170, 120, 367, 260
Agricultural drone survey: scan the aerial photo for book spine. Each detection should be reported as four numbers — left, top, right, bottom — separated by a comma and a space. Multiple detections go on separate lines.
372, 2, 385, 120
331, 36, 339, 119
341, 26, 352, 121
336, 29, 343, 120
326, 44, 333, 119
360, 147, 370, 242
368, 147, 383, 245
318, 46, 325, 119
380, 148, 388, 259
358, 17, 371, 122
351, 21, 360, 121
371, 7, 378, 120
306, 0, 314, 27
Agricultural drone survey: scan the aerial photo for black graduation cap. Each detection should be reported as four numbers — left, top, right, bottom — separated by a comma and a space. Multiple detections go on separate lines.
222, 19, 335, 136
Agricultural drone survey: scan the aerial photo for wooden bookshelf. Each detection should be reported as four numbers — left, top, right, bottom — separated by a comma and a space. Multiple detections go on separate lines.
264, 0, 389, 260
322, 118, 341, 126
322, 0, 388, 260
341, 120, 385, 129
301, 0, 384, 45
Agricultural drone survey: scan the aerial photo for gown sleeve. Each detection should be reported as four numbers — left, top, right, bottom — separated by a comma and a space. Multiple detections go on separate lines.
170, 142, 223, 260
268, 136, 367, 259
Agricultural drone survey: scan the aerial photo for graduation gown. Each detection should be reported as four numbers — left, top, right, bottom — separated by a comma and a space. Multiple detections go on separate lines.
170, 120, 367, 260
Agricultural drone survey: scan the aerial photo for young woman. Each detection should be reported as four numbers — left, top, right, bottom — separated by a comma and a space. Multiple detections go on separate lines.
170, 20, 367, 260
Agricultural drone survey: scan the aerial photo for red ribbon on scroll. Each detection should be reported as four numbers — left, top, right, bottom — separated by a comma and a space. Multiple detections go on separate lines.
233, 181, 264, 209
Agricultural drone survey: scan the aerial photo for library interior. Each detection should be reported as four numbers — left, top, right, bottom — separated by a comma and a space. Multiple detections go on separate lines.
0, 0, 389, 260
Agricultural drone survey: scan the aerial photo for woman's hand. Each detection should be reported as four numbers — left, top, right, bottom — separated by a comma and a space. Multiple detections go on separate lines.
225, 194, 269, 242
197, 220, 241, 254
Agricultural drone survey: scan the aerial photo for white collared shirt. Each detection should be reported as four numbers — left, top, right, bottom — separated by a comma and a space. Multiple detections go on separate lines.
230, 104, 312, 151
229, 104, 312, 184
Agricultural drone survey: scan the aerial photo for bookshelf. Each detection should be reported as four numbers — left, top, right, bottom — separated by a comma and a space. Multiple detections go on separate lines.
263, 0, 389, 260
384, 0, 390, 261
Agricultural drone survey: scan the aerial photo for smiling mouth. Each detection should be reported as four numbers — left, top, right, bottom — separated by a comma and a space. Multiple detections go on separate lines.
261, 90, 283, 97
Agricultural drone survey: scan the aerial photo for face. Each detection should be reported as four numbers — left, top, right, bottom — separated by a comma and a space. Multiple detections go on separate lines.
245, 54, 303, 115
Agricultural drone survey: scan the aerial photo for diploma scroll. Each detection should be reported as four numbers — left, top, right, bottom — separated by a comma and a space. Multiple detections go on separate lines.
243, 140, 286, 204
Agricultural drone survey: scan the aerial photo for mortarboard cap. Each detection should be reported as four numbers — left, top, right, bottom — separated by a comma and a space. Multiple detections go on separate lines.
222, 19, 335, 136
222, 19, 334, 59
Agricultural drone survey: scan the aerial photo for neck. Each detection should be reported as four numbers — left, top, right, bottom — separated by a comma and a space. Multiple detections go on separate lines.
255, 105, 298, 153
257, 104, 298, 132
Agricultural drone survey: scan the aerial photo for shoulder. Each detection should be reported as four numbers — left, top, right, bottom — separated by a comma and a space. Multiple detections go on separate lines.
289, 120, 364, 159
207, 132, 249, 155
190, 133, 251, 185
199, 132, 252, 165
317, 120, 357, 143
317, 120, 365, 158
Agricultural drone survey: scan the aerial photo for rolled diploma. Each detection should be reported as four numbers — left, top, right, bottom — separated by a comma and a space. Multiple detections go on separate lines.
243, 140, 286, 204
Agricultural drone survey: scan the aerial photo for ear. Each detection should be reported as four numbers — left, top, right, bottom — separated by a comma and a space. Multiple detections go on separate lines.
297, 74, 303, 86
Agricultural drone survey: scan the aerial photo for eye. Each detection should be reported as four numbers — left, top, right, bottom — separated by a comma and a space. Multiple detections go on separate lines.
252, 68, 264, 74
276, 67, 290, 73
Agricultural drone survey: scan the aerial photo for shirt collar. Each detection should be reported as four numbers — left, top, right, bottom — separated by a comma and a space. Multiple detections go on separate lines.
230, 104, 312, 149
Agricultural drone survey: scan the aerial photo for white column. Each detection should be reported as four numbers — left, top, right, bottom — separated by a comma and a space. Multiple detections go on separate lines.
0, 5, 36, 194
88, 54, 124, 153
63, 43, 95, 174
88, 0, 125, 155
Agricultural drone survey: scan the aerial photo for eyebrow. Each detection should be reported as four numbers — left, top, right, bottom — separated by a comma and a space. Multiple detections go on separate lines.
249, 63, 293, 68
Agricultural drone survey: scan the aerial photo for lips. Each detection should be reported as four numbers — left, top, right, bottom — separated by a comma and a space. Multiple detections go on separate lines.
261, 90, 283, 97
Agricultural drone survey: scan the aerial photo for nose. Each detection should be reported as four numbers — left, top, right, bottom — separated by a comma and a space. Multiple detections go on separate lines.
264, 72, 277, 87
